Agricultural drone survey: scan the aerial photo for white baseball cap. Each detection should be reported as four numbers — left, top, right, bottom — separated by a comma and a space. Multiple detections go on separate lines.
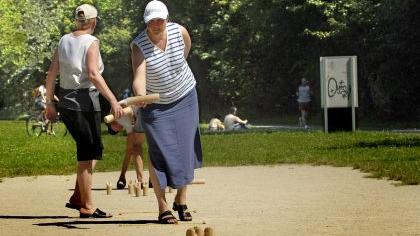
143, 0, 168, 23
75, 4, 98, 21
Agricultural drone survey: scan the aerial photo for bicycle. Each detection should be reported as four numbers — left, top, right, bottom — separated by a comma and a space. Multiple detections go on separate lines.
327, 77, 350, 98
25, 110, 67, 137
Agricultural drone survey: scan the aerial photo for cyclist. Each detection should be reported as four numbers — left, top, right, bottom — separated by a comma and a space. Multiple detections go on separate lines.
33, 84, 47, 119
33, 82, 59, 134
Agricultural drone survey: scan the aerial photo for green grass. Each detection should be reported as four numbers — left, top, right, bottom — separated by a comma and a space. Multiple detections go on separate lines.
0, 121, 419, 185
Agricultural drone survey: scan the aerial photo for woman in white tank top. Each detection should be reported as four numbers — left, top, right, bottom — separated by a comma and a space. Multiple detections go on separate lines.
45, 4, 123, 218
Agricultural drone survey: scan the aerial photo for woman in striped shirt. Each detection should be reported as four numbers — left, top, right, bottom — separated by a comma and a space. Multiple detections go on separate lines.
131, 0, 202, 224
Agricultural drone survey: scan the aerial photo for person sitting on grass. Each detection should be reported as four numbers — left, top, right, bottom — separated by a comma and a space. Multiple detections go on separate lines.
208, 113, 225, 131
224, 106, 249, 131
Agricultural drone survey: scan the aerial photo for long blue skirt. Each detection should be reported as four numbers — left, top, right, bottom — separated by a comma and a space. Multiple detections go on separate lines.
141, 89, 202, 189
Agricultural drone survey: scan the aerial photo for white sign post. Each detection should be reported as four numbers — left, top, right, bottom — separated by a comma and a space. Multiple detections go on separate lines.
320, 56, 358, 132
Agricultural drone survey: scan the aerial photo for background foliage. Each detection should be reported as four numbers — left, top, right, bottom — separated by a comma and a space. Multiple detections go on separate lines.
0, 0, 419, 124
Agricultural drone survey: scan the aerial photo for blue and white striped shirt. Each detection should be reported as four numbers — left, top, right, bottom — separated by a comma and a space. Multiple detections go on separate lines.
132, 22, 196, 104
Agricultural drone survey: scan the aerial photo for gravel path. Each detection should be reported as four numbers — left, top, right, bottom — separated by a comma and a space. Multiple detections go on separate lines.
0, 165, 419, 236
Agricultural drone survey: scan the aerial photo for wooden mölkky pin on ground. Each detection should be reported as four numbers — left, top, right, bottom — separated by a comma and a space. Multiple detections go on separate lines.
204, 227, 214, 236
106, 182, 112, 195
128, 180, 134, 195
191, 178, 205, 184
142, 182, 148, 196
186, 227, 197, 236
194, 226, 204, 236
134, 183, 141, 197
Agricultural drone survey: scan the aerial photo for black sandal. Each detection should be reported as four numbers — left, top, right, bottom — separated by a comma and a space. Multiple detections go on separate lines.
65, 202, 81, 210
80, 208, 112, 218
116, 178, 126, 189
158, 210, 178, 224
172, 202, 192, 221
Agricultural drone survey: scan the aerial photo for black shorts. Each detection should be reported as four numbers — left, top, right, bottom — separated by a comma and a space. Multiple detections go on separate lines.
299, 102, 310, 111
58, 108, 103, 161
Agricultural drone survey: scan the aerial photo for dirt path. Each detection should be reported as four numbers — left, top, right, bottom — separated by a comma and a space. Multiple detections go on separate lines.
0, 165, 419, 236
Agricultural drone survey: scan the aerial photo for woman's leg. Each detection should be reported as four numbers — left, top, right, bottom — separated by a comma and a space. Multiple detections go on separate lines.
148, 159, 177, 223
132, 133, 145, 183
69, 181, 81, 205
174, 186, 188, 205
78, 160, 96, 214
118, 135, 132, 183
301, 109, 307, 126
173, 186, 193, 221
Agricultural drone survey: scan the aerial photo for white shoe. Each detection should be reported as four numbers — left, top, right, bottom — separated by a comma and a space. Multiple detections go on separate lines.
304, 125, 309, 129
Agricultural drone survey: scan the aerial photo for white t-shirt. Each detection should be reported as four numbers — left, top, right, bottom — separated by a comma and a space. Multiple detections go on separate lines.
224, 114, 238, 131
35, 85, 46, 103
297, 85, 311, 103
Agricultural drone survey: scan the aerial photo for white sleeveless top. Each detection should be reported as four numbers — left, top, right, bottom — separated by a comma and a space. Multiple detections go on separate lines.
58, 33, 104, 90
131, 22, 196, 104
297, 85, 311, 103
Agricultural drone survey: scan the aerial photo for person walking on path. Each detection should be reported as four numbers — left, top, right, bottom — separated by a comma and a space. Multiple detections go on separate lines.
131, 0, 202, 224
296, 77, 311, 129
45, 4, 123, 218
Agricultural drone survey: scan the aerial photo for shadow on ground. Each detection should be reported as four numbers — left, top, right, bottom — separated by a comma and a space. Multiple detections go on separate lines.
35, 219, 159, 229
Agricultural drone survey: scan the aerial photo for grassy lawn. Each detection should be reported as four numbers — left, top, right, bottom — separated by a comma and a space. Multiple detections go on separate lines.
0, 120, 419, 185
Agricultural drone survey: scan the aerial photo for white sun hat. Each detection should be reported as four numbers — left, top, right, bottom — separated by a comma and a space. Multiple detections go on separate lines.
143, 0, 169, 23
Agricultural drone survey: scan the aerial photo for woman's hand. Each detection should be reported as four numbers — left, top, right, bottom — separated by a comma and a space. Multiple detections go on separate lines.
45, 103, 57, 121
111, 102, 124, 120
